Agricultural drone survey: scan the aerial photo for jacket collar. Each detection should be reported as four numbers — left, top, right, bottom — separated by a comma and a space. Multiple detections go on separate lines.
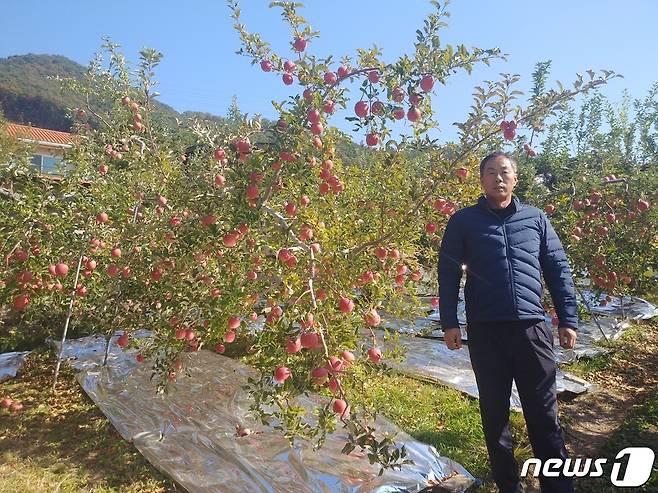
477, 194, 522, 213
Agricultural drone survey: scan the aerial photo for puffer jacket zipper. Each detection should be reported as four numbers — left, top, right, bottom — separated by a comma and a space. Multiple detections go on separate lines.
485, 206, 518, 314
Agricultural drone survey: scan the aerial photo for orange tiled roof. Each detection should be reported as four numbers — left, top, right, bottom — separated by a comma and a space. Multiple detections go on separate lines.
4, 122, 78, 146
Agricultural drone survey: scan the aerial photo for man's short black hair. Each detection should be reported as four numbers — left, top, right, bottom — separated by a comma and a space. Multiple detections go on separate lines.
479, 152, 517, 176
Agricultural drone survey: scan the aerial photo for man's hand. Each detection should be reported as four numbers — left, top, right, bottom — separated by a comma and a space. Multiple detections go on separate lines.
558, 327, 577, 349
444, 327, 462, 350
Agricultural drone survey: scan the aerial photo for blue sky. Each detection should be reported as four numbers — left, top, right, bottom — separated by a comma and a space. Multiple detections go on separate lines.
1, 1, 657, 143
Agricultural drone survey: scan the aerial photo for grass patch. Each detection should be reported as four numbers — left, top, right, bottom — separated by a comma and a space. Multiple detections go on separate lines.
573, 391, 658, 492
0, 348, 176, 493
347, 367, 532, 491
562, 320, 654, 379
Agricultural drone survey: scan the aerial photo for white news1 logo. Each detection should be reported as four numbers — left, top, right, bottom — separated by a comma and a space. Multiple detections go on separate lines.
521, 447, 656, 487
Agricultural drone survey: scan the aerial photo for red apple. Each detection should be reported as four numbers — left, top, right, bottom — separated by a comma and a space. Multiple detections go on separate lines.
13, 294, 29, 311
503, 127, 516, 140
299, 226, 314, 241
409, 93, 422, 106
311, 366, 329, 383
236, 138, 251, 154
117, 333, 129, 347
341, 350, 355, 364
278, 249, 292, 263
323, 100, 336, 114
354, 101, 369, 117
332, 398, 349, 417
457, 167, 470, 181
371, 101, 385, 114
367, 347, 382, 364
391, 86, 405, 102
324, 71, 337, 85
339, 296, 354, 313
364, 308, 381, 327
420, 74, 434, 92
337, 65, 350, 78
374, 246, 387, 260
301, 332, 321, 349
407, 107, 421, 122
214, 147, 226, 161
274, 366, 291, 384
327, 378, 341, 393
293, 37, 307, 52
307, 109, 321, 124
55, 262, 69, 277
366, 133, 379, 146
246, 184, 259, 200
16, 270, 33, 283
260, 60, 272, 72
286, 337, 302, 353
328, 356, 343, 372
201, 215, 217, 227
283, 60, 296, 72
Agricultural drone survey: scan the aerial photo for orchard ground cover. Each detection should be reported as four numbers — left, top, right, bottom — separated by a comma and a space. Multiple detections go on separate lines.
0, 319, 656, 492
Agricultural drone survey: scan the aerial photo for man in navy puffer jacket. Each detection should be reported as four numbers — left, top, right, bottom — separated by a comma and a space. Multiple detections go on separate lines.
439, 152, 578, 493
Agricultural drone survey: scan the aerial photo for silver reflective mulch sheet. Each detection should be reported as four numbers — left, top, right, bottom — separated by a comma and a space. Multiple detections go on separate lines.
52, 332, 476, 493
581, 291, 658, 320
376, 330, 592, 412
402, 290, 658, 364
402, 315, 629, 364
0, 350, 30, 382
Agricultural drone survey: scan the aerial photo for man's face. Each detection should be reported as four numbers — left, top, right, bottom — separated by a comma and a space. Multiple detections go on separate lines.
480, 156, 518, 201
